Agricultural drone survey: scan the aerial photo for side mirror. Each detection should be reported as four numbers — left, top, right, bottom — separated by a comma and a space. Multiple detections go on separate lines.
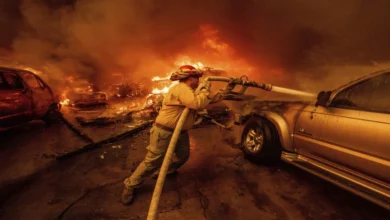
315, 91, 331, 107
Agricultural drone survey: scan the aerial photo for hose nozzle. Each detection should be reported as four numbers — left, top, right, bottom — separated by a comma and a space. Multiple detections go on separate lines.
261, 84, 272, 91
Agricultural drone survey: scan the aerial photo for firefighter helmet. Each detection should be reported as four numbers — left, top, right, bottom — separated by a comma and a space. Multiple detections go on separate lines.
170, 65, 203, 81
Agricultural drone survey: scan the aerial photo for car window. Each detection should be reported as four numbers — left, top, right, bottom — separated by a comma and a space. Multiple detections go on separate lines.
330, 72, 390, 111
3, 72, 25, 90
365, 73, 390, 114
35, 77, 46, 89
0, 73, 10, 90
20, 72, 41, 89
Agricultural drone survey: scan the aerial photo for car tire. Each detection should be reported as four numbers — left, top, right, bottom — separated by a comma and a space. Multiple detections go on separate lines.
42, 104, 61, 125
241, 117, 281, 164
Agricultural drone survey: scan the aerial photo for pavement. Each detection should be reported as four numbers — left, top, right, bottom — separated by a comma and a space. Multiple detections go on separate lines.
0, 124, 388, 220
0, 98, 153, 208
0, 120, 89, 186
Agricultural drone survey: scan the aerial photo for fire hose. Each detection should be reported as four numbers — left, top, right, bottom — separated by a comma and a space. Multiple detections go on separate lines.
146, 76, 272, 220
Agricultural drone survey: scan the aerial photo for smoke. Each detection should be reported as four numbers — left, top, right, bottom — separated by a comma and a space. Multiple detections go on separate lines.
1, 0, 390, 94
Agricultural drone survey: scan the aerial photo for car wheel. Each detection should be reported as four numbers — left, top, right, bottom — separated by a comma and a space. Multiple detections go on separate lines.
42, 104, 61, 125
241, 117, 281, 163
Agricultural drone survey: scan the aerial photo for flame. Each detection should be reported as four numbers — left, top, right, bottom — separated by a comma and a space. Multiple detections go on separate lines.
151, 61, 205, 84
116, 106, 128, 114
59, 90, 71, 106
138, 24, 264, 111
152, 86, 170, 94
193, 62, 204, 70
59, 92, 70, 106
60, 98, 70, 106
169, 24, 257, 79
152, 76, 169, 81
174, 57, 206, 70
148, 58, 205, 100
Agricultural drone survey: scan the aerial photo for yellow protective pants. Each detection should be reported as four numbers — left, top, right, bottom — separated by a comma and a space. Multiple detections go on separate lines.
124, 125, 190, 189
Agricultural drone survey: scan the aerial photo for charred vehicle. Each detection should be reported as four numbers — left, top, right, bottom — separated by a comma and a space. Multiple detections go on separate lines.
0, 67, 60, 131
235, 70, 390, 209
107, 82, 148, 99
65, 80, 107, 107
108, 84, 132, 98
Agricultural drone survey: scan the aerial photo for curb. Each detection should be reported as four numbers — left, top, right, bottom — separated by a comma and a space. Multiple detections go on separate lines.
60, 114, 95, 144
56, 120, 153, 160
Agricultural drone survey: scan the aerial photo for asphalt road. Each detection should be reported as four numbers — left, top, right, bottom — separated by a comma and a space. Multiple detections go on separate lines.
0, 125, 388, 220
0, 120, 89, 185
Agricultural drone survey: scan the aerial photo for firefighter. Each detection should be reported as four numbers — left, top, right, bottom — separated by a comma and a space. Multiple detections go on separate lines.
121, 65, 222, 205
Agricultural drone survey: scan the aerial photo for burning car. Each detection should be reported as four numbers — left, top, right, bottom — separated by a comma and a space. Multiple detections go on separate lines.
235, 69, 390, 209
0, 66, 60, 131
106, 82, 148, 99
61, 79, 107, 107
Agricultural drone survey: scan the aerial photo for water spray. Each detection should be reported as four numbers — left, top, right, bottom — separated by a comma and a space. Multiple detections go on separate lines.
271, 86, 316, 97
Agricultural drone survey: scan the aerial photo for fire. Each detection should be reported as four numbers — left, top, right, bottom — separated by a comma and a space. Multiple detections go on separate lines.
152, 61, 205, 83
150, 81, 178, 94
60, 23, 254, 110
60, 98, 70, 106
59, 92, 70, 106
152, 76, 169, 81
116, 106, 128, 115
192, 62, 204, 70
152, 86, 170, 94
149, 59, 205, 99
174, 57, 206, 71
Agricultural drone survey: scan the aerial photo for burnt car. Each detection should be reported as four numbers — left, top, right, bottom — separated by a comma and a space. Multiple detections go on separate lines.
107, 82, 147, 99
65, 80, 107, 107
109, 84, 132, 98
235, 69, 390, 209
0, 67, 60, 131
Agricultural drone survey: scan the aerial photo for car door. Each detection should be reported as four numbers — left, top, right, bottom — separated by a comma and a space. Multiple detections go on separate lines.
0, 71, 33, 127
19, 71, 52, 117
35, 74, 56, 106
324, 72, 390, 182
294, 72, 390, 183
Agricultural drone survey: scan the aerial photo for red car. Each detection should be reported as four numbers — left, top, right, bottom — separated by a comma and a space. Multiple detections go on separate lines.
0, 67, 60, 131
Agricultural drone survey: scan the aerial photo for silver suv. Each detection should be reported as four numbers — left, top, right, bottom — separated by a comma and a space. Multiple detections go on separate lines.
236, 69, 390, 209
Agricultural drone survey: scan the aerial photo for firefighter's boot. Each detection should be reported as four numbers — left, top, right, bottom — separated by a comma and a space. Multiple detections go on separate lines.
121, 187, 135, 205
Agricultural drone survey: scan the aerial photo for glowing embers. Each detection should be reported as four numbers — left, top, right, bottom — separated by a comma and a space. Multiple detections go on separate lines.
59, 97, 70, 106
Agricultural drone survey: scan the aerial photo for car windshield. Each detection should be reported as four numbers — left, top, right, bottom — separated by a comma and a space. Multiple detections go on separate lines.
331, 70, 390, 93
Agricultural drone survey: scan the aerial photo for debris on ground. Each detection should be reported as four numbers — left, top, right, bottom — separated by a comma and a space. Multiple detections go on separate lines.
75, 107, 156, 127
75, 114, 133, 126
112, 145, 122, 149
